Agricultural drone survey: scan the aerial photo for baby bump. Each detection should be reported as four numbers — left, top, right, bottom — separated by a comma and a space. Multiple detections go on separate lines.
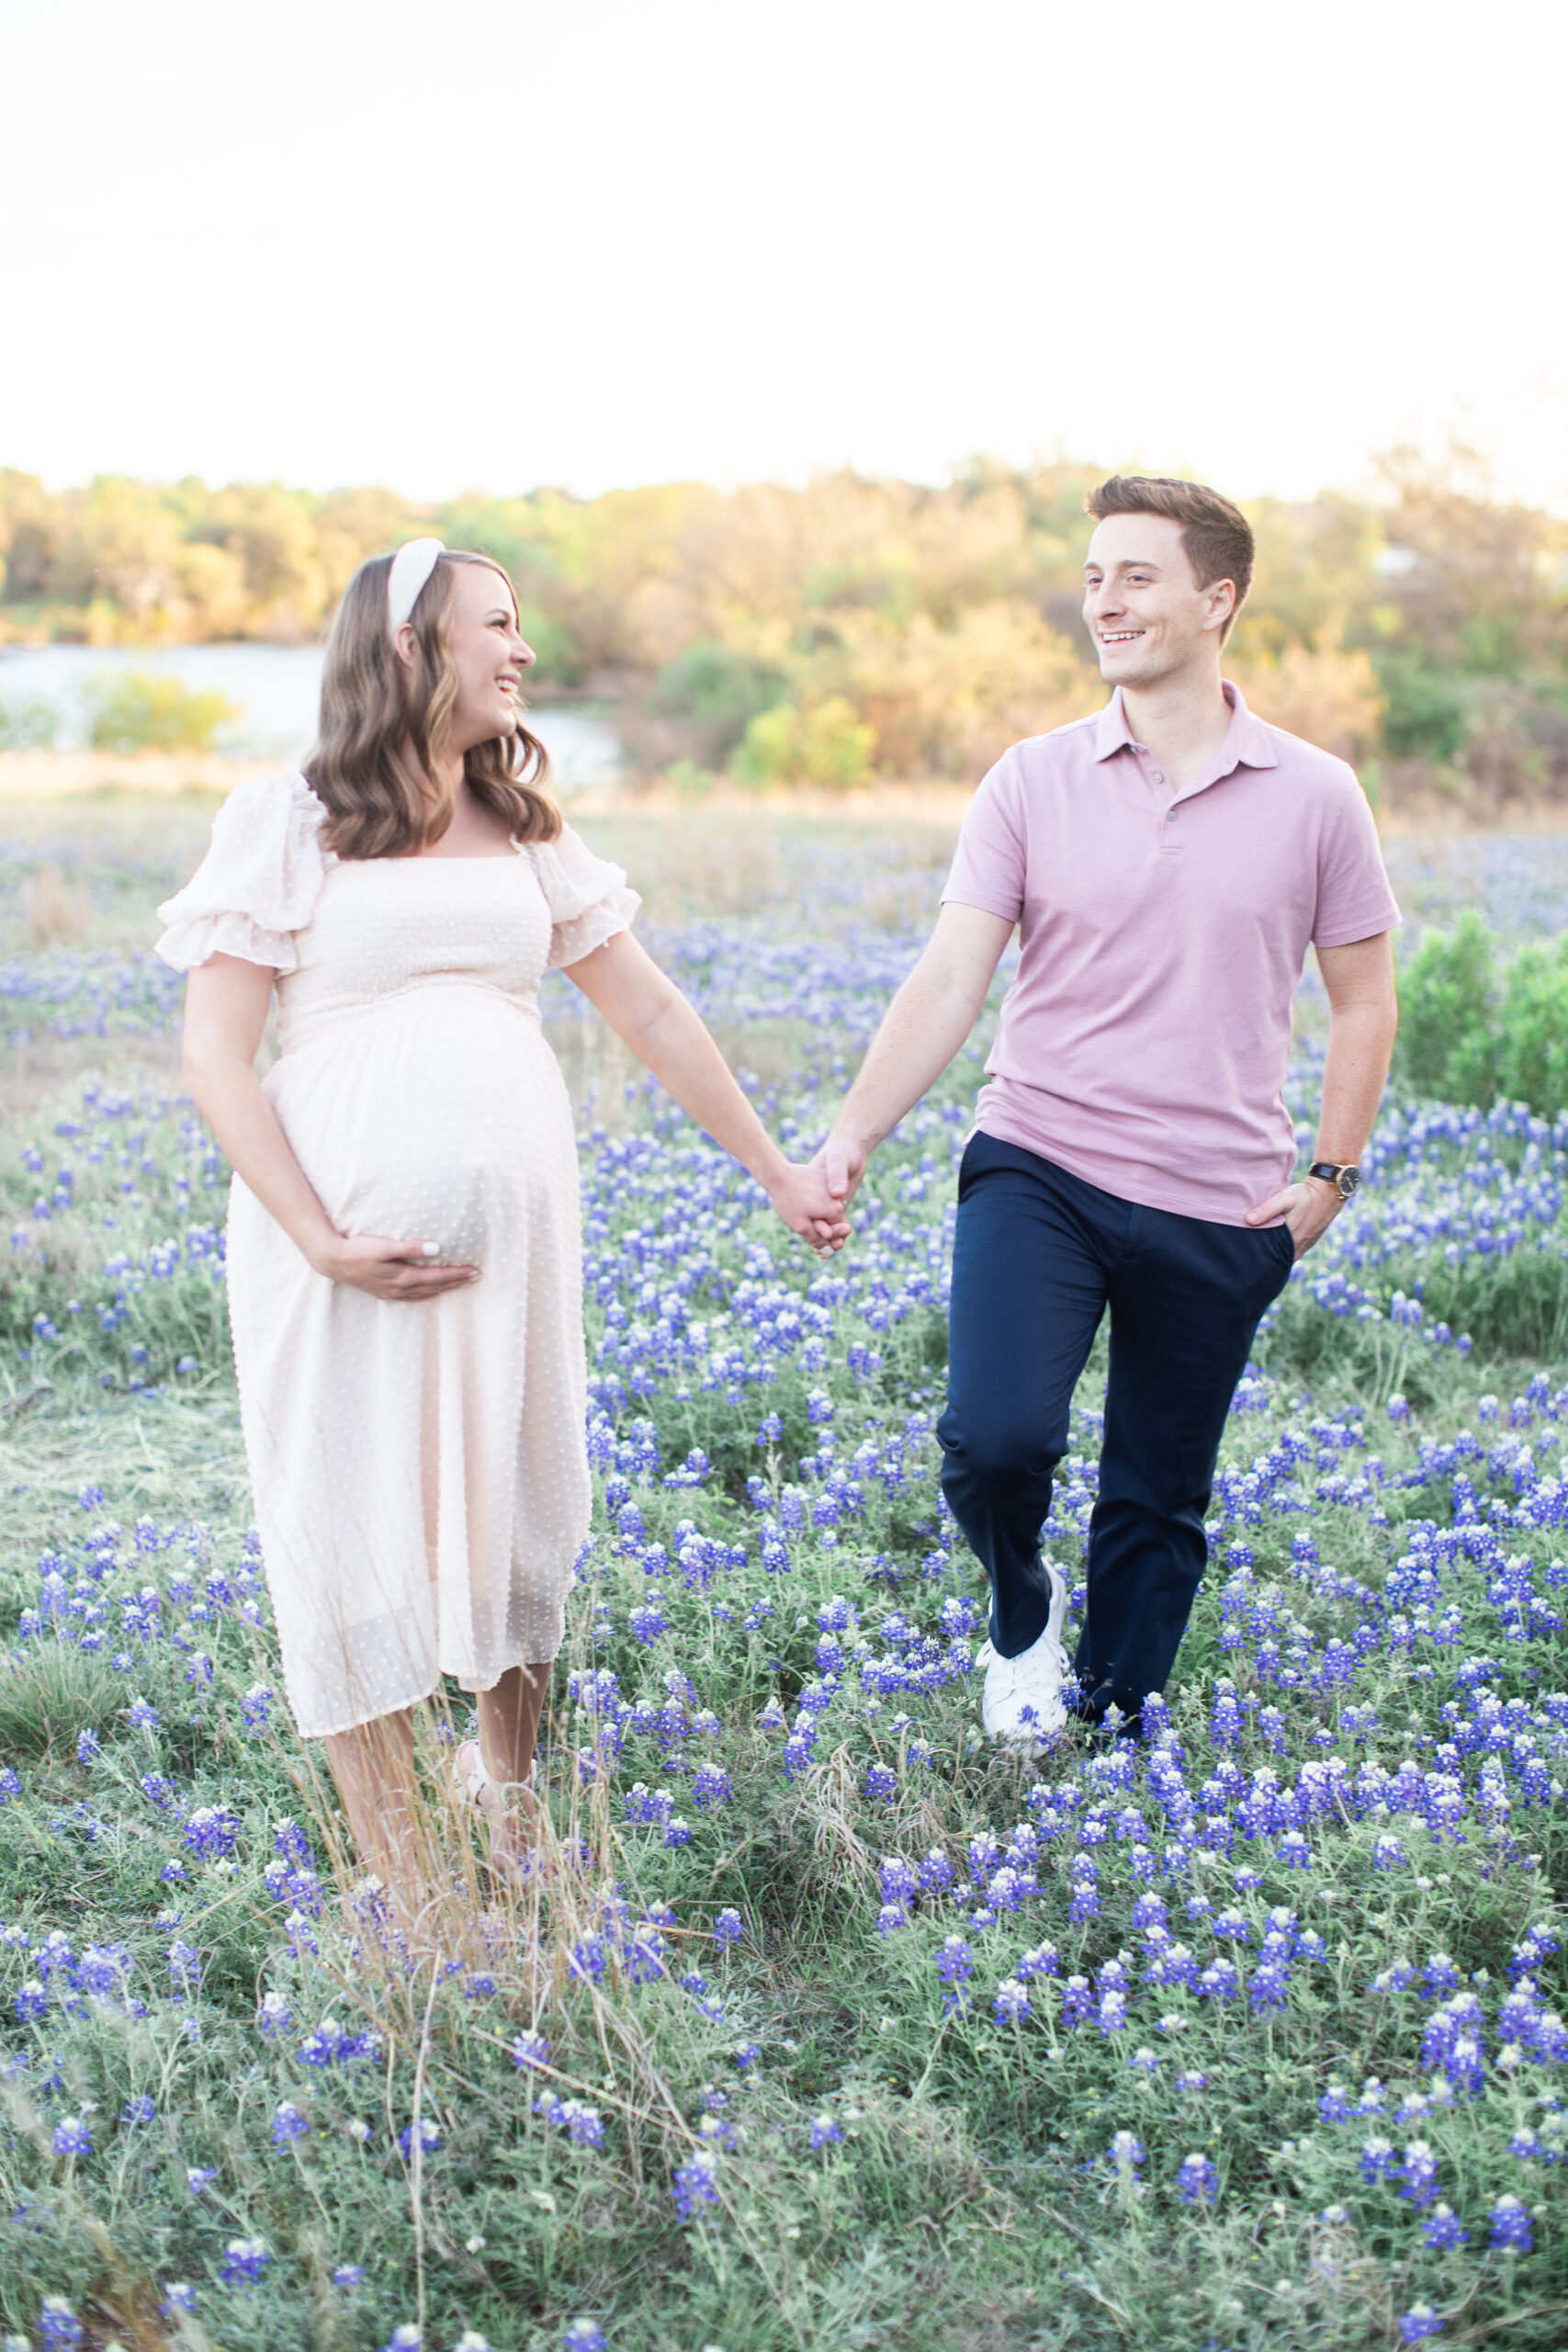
267, 989, 576, 1267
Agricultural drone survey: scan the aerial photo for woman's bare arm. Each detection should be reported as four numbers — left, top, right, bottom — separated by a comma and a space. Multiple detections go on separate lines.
564, 930, 849, 1250
180, 954, 478, 1300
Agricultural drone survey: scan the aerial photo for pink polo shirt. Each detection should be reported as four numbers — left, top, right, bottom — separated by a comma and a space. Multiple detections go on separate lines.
941, 682, 1400, 1227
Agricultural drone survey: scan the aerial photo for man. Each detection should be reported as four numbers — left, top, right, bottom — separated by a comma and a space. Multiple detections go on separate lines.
820, 475, 1399, 1744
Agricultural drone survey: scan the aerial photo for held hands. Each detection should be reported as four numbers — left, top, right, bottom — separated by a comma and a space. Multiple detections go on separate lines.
817, 1130, 869, 1217
1244, 1176, 1341, 1262
766, 1161, 852, 1258
313, 1234, 480, 1301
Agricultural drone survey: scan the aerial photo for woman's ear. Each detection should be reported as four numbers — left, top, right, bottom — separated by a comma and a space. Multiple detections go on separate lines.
392, 621, 419, 672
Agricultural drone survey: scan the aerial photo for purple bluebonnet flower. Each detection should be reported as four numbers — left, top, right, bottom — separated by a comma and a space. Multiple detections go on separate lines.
38, 2300, 84, 2350
272, 2102, 310, 2145
713, 1907, 744, 1949
220, 2238, 271, 2285
1488, 2195, 1533, 2252
51, 2118, 92, 2156
1424, 2204, 1468, 2250
1177, 2153, 1217, 2203
993, 1977, 1031, 2024
240, 1684, 273, 1733
333, 2266, 365, 2288
161, 2283, 197, 2316
186, 2165, 217, 2195
671, 2146, 721, 2220
810, 2114, 845, 2150
1108, 2131, 1144, 2171
1400, 2308, 1443, 2344
399, 2120, 441, 2159
511, 2030, 550, 2069
563, 2325, 607, 2352
935, 1935, 974, 2011
120, 2094, 155, 2126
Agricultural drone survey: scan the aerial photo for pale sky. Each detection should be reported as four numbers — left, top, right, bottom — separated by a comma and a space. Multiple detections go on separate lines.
4, 0, 1566, 509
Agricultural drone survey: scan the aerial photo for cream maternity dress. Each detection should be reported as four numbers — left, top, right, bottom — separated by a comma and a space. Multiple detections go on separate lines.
155, 772, 638, 1738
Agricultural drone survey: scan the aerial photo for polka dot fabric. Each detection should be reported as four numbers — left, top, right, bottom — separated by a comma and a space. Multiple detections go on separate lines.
156, 773, 640, 1737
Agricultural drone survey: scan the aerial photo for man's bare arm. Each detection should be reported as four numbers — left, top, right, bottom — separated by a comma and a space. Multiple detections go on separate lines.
820, 902, 1015, 1208
1244, 930, 1399, 1257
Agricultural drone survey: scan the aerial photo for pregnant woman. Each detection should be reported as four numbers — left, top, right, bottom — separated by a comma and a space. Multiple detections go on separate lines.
156, 540, 844, 1921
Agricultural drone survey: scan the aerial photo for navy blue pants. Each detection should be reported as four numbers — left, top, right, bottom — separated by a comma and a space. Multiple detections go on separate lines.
937, 1133, 1295, 1724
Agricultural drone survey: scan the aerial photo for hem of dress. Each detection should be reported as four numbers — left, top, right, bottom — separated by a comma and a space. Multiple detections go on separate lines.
288, 1646, 565, 1743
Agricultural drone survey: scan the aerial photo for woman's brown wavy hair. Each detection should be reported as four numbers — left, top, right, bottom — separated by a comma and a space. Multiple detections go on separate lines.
304, 548, 561, 859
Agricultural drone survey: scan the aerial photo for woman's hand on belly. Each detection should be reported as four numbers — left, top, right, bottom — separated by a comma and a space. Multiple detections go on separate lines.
315, 1232, 480, 1301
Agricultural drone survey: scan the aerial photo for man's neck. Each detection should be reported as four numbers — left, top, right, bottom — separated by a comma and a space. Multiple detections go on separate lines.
1119, 663, 1232, 791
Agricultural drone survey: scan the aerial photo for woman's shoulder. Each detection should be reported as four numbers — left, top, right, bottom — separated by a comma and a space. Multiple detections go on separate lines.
214, 769, 329, 837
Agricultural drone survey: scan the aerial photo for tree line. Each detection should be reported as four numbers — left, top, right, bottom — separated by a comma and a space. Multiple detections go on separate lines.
1, 452, 1563, 801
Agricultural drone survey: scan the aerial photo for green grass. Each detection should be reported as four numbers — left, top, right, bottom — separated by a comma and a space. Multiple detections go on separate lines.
0, 802, 1563, 2352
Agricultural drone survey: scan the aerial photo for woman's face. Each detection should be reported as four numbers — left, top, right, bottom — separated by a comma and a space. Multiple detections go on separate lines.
442, 560, 536, 750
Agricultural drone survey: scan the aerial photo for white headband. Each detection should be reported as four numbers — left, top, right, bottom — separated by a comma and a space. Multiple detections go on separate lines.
387, 538, 445, 639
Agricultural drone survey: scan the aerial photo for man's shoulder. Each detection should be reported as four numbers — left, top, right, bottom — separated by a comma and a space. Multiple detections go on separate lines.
1246, 710, 1362, 799
993, 709, 1102, 778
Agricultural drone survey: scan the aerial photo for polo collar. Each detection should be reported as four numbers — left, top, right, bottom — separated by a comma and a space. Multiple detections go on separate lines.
1093, 681, 1280, 785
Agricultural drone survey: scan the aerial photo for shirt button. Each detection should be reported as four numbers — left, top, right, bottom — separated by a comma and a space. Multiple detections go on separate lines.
1152, 771, 1165, 783
1167, 809, 1178, 821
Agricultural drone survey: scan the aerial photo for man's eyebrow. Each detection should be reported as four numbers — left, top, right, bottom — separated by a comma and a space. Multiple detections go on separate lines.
1083, 557, 1165, 573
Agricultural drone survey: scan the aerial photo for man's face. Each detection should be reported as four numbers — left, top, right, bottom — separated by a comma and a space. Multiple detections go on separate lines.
1081, 513, 1234, 689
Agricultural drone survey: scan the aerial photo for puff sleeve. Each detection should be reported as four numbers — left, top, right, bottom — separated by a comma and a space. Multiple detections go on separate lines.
154, 772, 332, 974
525, 822, 641, 970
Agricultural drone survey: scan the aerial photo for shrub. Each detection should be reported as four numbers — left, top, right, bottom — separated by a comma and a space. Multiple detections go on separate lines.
1397, 914, 1568, 1121
731, 695, 875, 789
0, 693, 62, 750
1497, 937, 1568, 1117
651, 640, 787, 766
1395, 911, 1501, 1106
82, 669, 238, 754
514, 603, 586, 689
1374, 648, 1470, 764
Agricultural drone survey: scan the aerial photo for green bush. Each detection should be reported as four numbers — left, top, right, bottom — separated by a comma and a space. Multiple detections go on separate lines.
732, 695, 876, 789
1497, 936, 1568, 1117
82, 668, 238, 754
651, 639, 788, 764
0, 693, 61, 750
1397, 915, 1568, 1120
1374, 647, 1470, 763
1395, 910, 1500, 1104
514, 602, 586, 689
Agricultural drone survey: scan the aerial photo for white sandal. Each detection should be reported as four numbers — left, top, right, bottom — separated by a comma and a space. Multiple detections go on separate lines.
454, 1741, 538, 1871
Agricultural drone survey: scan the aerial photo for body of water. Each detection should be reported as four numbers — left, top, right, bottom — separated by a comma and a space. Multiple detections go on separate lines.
0, 640, 625, 791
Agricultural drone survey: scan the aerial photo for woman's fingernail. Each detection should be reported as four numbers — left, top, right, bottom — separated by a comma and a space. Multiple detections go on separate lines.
423, 1242, 440, 1258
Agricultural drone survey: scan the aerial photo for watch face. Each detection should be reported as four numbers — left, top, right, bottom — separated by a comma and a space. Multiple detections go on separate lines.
1338, 1167, 1361, 1198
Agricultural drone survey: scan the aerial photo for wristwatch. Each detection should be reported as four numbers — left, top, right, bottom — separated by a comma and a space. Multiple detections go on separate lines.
1308, 1161, 1361, 1201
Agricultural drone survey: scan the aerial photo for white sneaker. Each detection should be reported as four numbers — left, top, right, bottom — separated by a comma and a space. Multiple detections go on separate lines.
977, 1557, 1071, 1747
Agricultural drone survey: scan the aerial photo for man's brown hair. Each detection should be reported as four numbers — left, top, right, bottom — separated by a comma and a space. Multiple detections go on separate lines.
1085, 475, 1254, 644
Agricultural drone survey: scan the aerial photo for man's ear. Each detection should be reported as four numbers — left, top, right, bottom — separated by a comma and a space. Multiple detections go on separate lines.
1202, 577, 1236, 635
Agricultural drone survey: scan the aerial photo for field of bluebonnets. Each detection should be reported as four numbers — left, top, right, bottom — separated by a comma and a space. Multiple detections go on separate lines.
0, 794, 1565, 2352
